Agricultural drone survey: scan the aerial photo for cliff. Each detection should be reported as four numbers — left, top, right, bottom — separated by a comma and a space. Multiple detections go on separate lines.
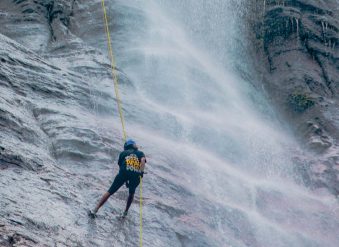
248, 0, 339, 195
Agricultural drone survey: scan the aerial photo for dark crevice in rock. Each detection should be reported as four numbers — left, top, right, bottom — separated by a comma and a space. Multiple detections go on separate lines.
304, 74, 329, 96
9, 0, 77, 44
266, 0, 331, 16
303, 41, 335, 96
45, 2, 56, 41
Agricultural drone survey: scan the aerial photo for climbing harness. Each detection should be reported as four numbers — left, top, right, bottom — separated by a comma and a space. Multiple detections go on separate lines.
100, 1, 143, 246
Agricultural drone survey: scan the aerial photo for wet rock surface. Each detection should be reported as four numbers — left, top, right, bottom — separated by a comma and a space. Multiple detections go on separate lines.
248, 0, 339, 195
1, 1, 339, 246
0, 1, 140, 246
0, 1, 228, 246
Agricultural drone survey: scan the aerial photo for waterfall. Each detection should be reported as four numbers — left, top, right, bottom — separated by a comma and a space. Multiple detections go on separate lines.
98, 0, 338, 246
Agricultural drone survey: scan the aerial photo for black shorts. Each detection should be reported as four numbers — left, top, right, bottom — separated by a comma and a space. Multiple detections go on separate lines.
107, 168, 141, 195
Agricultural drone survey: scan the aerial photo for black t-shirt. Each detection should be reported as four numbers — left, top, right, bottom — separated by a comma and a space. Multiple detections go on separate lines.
118, 149, 145, 174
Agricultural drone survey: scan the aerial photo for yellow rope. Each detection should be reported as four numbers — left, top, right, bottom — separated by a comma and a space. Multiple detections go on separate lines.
101, 0, 127, 141
100, 1, 143, 246
139, 176, 143, 246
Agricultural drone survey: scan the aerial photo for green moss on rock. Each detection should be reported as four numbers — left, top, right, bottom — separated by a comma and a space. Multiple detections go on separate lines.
288, 92, 315, 112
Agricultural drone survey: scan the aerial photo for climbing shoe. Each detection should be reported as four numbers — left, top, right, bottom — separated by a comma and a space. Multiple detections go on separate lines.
88, 209, 97, 219
121, 211, 128, 218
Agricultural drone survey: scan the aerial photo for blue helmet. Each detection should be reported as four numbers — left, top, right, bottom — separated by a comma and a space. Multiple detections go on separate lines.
124, 139, 136, 150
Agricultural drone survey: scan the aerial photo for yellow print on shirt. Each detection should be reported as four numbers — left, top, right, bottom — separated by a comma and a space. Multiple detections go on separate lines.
125, 154, 141, 172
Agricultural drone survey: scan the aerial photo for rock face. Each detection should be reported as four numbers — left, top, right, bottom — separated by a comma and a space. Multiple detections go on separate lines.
248, 0, 339, 195
0, 1, 242, 246
1, 1, 339, 247
0, 1, 133, 246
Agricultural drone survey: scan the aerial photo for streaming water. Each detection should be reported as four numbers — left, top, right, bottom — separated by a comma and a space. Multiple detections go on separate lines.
96, 1, 339, 246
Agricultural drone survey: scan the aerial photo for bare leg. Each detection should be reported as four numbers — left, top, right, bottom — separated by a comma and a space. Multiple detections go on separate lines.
124, 193, 135, 213
94, 192, 111, 213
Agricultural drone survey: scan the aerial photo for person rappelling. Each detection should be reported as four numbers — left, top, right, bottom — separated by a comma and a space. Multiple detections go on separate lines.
88, 139, 146, 218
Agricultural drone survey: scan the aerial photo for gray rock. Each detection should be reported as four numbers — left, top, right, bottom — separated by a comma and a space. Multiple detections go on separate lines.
1, 0, 339, 246
247, 0, 339, 195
